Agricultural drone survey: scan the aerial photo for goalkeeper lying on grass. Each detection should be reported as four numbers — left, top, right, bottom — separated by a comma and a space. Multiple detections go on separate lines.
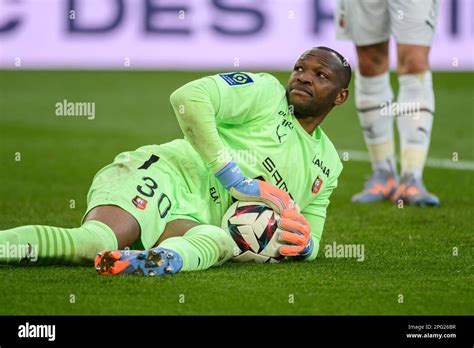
0, 47, 351, 276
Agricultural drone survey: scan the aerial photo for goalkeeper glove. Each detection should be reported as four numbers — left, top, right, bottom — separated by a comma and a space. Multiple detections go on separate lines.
278, 209, 313, 258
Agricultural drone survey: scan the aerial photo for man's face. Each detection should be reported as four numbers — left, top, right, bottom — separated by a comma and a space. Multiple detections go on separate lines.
286, 49, 347, 118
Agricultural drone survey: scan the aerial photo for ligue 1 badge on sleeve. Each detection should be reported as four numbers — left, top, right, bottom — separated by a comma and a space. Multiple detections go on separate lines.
312, 176, 323, 194
219, 72, 254, 86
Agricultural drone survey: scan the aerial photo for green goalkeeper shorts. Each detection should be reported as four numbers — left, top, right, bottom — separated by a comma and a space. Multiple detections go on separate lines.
81, 146, 217, 250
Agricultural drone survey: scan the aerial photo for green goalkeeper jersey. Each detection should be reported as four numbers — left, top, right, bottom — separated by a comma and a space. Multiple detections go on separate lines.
139, 72, 342, 257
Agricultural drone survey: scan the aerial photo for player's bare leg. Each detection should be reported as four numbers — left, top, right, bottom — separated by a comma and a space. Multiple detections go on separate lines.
155, 219, 201, 245
83, 205, 140, 249
392, 44, 439, 206
356, 42, 390, 76
352, 42, 399, 203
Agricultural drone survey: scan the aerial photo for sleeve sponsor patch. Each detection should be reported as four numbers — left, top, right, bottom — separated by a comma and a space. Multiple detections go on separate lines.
219, 72, 254, 86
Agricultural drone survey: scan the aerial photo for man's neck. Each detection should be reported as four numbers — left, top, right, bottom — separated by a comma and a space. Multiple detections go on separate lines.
296, 115, 324, 135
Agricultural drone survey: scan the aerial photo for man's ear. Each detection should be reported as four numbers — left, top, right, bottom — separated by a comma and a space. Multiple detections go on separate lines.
334, 88, 349, 105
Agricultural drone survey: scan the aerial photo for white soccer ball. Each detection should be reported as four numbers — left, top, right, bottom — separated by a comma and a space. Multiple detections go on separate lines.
221, 201, 285, 263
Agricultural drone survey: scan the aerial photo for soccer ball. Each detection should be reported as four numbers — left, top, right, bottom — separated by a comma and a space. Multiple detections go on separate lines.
221, 201, 285, 263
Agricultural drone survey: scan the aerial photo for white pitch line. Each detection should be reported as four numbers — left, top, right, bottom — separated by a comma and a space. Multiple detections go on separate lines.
338, 149, 474, 171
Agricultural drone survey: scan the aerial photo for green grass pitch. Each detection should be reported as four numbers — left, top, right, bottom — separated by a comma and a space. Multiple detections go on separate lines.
0, 70, 472, 315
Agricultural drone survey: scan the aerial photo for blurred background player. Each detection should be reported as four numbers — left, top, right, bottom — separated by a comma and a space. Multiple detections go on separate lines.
336, 0, 440, 206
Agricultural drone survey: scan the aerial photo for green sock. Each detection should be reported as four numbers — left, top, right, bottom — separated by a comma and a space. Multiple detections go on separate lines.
0, 220, 118, 265
159, 224, 236, 271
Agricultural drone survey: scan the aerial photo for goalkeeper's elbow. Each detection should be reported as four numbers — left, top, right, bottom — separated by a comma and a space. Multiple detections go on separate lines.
169, 86, 188, 116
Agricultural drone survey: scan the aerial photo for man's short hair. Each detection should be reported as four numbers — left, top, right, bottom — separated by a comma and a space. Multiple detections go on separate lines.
315, 46, 352, 88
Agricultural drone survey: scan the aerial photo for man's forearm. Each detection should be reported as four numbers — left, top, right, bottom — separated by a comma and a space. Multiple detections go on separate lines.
169, 77, 231, 172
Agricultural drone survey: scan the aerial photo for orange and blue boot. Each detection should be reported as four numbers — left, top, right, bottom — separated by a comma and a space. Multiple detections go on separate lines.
352, 170, 398, 203
391, 174, 440, 207
94, 247, 183, 277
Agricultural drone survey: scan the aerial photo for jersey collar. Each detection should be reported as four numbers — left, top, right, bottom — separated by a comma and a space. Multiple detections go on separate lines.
289, 112, 322, 143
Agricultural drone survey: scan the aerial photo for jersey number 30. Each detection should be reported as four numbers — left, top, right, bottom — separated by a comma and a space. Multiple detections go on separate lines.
136, 155, 171, 218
